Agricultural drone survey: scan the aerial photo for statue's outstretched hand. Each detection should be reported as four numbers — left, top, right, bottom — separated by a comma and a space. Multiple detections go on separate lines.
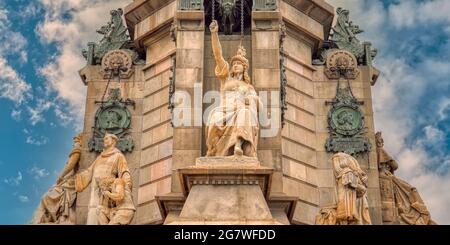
210, 20, 219, 33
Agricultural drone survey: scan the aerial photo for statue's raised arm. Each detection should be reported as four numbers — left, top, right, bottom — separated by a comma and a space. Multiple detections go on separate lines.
210, 20, 229, 81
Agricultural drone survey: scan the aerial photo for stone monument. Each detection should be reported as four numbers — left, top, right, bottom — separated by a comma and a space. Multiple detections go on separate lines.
31, 0, 435, 225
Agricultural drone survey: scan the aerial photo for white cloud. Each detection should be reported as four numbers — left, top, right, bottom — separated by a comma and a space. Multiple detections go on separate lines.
423, 125, 445, 143
0, 9, 28, 57
19, 2, 42, 19
26, 135, 49, 146
388, 0, 450, 28
0, 8, 32, 111
28, 166, 50, 180
437, 98, 450, 120
0, 57, 32, 104
26, 99, 52, 125
23, 128, 50, 146
4, 172, 23, 186
18, 195, 30, 203
11, 109, 22, 121
37, 0, 131, 128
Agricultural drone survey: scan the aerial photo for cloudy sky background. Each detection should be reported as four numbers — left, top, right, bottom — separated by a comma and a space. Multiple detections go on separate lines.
0, 0, 449, 224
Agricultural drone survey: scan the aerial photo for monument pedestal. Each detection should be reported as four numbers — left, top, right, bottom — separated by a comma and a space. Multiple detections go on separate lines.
157, 156, 297, 225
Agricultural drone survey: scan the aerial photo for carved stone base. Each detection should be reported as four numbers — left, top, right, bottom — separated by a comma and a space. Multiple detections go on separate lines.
195, 156, 260, 166
157, 157, 297, 225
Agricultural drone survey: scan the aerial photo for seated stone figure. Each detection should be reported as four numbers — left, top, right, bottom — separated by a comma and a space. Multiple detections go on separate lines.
376, 132, 436, 225
205, 20, 261, 158
30, 134, 82, 224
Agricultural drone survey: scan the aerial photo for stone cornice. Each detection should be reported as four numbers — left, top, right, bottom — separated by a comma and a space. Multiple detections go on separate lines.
282, 0, 334, 40
124, 0, 176, 40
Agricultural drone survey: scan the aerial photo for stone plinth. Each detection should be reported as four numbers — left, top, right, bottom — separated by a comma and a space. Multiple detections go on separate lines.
157, 157, 296, 225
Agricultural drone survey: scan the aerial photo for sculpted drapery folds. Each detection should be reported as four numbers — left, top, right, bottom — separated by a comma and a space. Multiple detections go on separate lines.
376, 132, 436, 225
205, 20, 261, 158
316, 153, 372, 225
76, 133, 135, 225
333, 153, 371, 225
31, 134, 83, 224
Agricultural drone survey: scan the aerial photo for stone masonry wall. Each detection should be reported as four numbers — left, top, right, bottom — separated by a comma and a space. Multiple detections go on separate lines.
76, 65, 145, 224
135, 1, 176, 224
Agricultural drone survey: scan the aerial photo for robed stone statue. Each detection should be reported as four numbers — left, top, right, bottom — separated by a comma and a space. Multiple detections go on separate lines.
205, 20, 261, 158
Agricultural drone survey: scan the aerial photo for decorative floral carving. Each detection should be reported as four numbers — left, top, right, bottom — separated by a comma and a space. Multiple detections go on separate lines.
101, 50, 134, 79
325, 50, 360, 80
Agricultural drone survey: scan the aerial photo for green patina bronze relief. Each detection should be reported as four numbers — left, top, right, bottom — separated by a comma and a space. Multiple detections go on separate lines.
89, 88, 134, 153
326, 86, 371, 155
314, 7, 377, 66
82, 8, 141, 65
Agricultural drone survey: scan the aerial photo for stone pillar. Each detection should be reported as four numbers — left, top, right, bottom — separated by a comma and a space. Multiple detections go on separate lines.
163, 5, 205, 221
132, 1, 177, 224
279, 1, 325, 224
76, 64, 145, 224
251, 8, 287, 222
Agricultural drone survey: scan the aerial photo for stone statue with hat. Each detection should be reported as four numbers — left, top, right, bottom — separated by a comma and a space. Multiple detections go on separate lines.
205, 20, 262, 158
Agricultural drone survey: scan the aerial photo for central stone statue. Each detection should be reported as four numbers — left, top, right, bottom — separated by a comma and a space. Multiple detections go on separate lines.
206, 20, 261, 158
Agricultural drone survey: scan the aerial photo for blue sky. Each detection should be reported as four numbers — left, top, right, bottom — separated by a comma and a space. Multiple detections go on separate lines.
0, 0, 449, 224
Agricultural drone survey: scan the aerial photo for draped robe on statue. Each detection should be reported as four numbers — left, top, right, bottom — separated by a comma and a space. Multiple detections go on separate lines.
30, 146, 80, 224
333, 153, 371, 225
75, 148, 134, 225
205, 61, 259, 157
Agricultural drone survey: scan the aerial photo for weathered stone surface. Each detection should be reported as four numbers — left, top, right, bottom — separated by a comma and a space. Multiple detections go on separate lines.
281, 139, 317, 167
134, 1, 176, 44
178, 185, 274, 221
139, 159, 173, 186
135, 201, 164, 225
283, 176, 319, 205
285, 69, 314, 97
292, 201, 319, 225
173, 128, 202, 150
285, 86, 315, 114
138, 177, 171, 205
279, 1, 324, 41
147, 34, 176, 65
284, 35, 313, 65
254, 31, 279, 49
253, 49, 279, 69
